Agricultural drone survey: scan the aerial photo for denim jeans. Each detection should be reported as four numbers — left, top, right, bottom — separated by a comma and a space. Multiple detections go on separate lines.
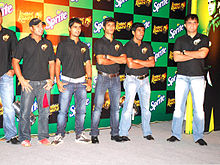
119, 75, 152, 136
19, 80, 50, 142
57, 80, 87, 137
172, 75, 206, 141
90, 74, 121, 136
0, 74, 17, 140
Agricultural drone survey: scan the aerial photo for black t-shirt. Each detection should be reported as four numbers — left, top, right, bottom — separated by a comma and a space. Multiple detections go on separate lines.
94, 36, 124, 74
125, 39, 154, 76
13, 35, 55, 81
56, 38, 90, 79
0, 27, 17, 77
174, 33, 209, 76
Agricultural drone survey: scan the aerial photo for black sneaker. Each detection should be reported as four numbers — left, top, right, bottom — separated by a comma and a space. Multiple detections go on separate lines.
195, 139, 207, 146
144, 135, 154, 140
6, 137, 20, 144
121, 136, 130, 141
167, 136, 180, 142
91, 136, 99, 144
111, 135, 123, 142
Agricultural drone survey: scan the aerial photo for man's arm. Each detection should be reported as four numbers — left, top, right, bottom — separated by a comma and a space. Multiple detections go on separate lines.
43, 60, 55, 91
133, 56, 155, 68
96, 54, 116, 65
55, 58, 67, 93
84, 60, 92, 92
12, 58, 33, 92
184, 47, 209, 59
173, 51, 193, 62
127, 58, 145, 69
106, 54, 127, 64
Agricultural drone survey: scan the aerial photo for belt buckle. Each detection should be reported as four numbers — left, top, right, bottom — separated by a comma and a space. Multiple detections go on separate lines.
138, 76, 144, 80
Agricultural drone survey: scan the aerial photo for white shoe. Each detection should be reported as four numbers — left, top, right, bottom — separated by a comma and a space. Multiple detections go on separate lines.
75, 133, 91, 144
51, 134, 63, 145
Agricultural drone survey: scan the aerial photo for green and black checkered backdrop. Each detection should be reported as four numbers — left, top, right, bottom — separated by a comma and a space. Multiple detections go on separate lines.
0, 0, 188, 137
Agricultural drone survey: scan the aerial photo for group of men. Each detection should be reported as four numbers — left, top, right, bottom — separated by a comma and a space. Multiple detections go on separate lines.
0, 7, 209, 147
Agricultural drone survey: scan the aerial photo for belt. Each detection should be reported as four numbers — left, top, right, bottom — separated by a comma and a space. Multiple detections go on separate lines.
127, 73, 149, 80
61, 75, 85, 83
98, 71, 119, 78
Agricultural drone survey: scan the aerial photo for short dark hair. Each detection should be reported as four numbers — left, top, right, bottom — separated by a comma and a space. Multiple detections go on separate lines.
131, 22, 145, 32
103, 17, 116, 27
184, 14, 199, 23
0, 9, 2, 15
69, 17, 82, 28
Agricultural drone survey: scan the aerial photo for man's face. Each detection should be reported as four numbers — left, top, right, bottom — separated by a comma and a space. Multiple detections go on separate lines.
133, 27, 145, 41
30, 22, 44, 36
185, 18, 199, 34
208, 0, 217, 16
69, 22, 82, 37
0, 12, 3, 26
103, 21, 115, 35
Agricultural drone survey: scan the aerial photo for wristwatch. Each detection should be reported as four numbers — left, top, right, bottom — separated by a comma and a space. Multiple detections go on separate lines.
105, 55, 108, 59
182, 50, 186, 55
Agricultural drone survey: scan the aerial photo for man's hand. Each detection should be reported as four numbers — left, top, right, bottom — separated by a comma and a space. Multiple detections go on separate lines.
43, 79, 54, 91
19, 77, 33, 93
83, 79, 92, 92
57, 80, 68, 93
6, 69, 15, 77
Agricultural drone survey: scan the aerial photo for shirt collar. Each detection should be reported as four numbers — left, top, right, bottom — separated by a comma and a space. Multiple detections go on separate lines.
102, 36, 114, 43
186, 33, 200, 40
28, 34, 44, 43
67, 37, 81, 45
131, 38, 143, 47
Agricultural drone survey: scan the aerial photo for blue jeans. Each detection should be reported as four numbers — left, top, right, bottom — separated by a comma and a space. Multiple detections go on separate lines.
172, 75, 206, 141
0, 74, 17, 140
90, 74, 121, 136
57, 80, 87, 136
19, 80, 50, 141
119, 75, 152, 136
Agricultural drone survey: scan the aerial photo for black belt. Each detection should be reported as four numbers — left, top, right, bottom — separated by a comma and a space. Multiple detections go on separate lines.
98, 71, 119, 78
127, 73, 149, 80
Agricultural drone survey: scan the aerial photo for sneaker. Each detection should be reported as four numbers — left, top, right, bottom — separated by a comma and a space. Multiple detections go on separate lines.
75, 133, 91, 144
51, 135, 63, 145
167, 136, 180, 142
6, 136, 20, 144
21, 140, 31, 147
196, 139, 207, 146
38, 138, 50, 145
144, 135, 154, 140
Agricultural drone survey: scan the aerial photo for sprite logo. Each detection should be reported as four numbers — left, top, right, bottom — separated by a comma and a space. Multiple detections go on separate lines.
150, 95, 165, 111
154, 46, 167, 62
0, 3, 13, 17
70, 0, 79, 2
153, 0, 169, 13
93, 16, 108, 34
169, 24, 184, 39
69, 98, 90, 117
115, 0, 128, 8
143, 20, 151, 29
167, 73, 176, 87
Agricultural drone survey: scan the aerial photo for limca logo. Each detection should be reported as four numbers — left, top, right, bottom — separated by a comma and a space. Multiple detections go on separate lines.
153, 24, 168, 35
116, 20, 133, 32
171, 2, 186, 12
151, 73, 167, 84
135, 0, 152, 7
167, 98, 175, 107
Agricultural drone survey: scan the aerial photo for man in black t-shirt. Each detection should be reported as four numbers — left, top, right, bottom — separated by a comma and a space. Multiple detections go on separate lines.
119, 23, 155, 141
51, 18, 92, 145
12, 18, 55, 147
0, 9, 19, 144
90, 17, 126, 144
167, 14, 209, 146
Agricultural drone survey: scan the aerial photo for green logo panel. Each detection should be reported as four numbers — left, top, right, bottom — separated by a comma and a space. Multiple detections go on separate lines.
152, 0, 170, 18
151, 42, 168, 67
168, 19, 185, 43
133, 14, 152, 42
69, 0, 92, 9
166, 67, 177, 91
92, 10, 114, 38
114, 0, 134, 14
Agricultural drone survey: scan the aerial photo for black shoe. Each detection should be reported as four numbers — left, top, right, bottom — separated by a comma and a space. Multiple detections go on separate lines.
144, 135, 154, 140
111, 135, 123, 142
196, 139, 207, 146
91, 136, 99, 144
167, 136, 180, 142
6, 137, 20, 144
121, 136, 130, 141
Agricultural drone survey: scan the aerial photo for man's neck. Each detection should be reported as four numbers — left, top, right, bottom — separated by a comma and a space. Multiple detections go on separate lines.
104, 33, 113, 42
187, 31, 197, 38
70, 35, 79, 44
133, 37, 141, 46
31, 33, 42, 43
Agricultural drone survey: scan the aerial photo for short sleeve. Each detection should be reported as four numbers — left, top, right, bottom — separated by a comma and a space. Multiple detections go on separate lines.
47, 41, 55, 61
200, 36, 209, 48
173, 38, 182, 51
13, 39, 24, 60
148, 44, 154, 57
56, 42, 63, 62
83, 46, 90, 62
124, 42, 132, 58
94, 40, 103, 56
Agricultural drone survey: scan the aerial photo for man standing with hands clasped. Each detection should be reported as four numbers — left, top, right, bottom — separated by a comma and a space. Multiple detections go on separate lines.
12, 18, 55, 147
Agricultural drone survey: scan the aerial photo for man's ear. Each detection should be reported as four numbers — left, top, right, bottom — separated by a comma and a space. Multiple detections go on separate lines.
68, 27, 71, 32
132, 30, 135, 36
29, 26, 33, 32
